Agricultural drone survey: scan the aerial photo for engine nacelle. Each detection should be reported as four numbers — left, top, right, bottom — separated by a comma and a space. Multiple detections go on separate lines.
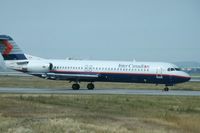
23, 61, 53, 73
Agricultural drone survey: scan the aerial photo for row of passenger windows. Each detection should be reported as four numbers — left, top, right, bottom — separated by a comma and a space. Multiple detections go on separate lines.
53, 66, 149, 72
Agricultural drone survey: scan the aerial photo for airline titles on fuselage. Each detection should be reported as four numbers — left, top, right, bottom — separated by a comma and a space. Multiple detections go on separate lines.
118, 64, 150, 69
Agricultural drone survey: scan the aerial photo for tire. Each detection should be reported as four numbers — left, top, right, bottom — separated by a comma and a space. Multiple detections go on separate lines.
164, 87, 169, 91
72, 84, 80, 90
87, 83, 94, 90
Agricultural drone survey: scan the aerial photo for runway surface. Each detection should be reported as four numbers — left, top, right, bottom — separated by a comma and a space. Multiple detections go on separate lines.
0, 87, 200, 96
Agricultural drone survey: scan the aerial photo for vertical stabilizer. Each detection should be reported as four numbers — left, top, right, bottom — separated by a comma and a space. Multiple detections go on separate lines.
0, 35, 27, 60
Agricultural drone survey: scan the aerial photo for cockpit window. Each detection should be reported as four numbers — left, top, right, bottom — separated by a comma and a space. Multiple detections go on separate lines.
167, 68, 181, 71
171, 68, 175, 71
175, 68, 181, 71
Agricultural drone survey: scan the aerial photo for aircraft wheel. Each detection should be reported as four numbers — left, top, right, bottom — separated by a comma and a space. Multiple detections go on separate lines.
164, 86, 169, 91
87, 83, 94, 90
72, 84, 80, 90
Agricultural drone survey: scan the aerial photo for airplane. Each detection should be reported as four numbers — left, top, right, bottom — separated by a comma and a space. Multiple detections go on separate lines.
0, 35, 191, 91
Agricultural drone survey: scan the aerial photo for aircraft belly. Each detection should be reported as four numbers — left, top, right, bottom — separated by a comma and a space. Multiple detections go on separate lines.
38, 71, 177, 85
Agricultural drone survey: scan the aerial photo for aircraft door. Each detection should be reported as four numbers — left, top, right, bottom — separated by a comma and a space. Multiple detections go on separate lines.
49, 63, 53, 70
156, 67, 163, 79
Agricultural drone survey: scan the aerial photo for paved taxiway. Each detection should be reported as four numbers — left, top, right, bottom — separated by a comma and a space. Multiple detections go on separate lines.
0, 87, 200, 96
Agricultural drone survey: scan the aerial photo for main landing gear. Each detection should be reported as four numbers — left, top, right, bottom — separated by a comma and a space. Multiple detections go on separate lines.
87, 83, 94, 90
72, 83, 80, 90
71, 83, 95, 90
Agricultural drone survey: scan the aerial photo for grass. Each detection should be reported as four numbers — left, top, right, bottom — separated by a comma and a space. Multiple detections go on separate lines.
0, 76, 200, 132
0, 75, 200, 90
0, 95, 200, 133
190, 73, 200, 77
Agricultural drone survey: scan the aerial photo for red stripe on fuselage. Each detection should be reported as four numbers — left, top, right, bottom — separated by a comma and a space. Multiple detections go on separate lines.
49, 70, 190, 79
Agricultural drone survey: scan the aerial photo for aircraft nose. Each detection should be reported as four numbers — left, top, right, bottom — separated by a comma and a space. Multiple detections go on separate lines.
182, 72, 191, 82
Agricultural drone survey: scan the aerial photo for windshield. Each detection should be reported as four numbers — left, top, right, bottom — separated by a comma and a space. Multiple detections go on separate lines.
167, 68, 181, 71
175, 68, 181, 71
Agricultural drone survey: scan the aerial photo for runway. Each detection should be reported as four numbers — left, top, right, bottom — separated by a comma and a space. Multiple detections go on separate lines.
0, 87, 200, 96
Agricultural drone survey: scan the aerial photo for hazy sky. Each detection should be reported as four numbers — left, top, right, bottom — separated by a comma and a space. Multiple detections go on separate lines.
0, 0, 199, 62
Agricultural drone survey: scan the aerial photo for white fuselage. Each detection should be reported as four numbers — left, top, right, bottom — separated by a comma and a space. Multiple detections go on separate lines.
5, 59, 191, 85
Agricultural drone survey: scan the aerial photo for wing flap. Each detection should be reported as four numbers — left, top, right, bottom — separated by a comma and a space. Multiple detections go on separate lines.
47, 73, 99, 78
28, 72, 99, 81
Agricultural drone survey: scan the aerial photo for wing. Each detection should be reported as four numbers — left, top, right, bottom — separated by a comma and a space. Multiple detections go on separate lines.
30, 72, 99, 81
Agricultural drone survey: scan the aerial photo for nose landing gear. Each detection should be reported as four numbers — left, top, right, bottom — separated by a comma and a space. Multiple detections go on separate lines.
164, 86, 169, 91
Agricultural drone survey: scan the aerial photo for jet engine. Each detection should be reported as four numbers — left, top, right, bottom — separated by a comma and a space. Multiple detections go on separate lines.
23, 61, 53, 73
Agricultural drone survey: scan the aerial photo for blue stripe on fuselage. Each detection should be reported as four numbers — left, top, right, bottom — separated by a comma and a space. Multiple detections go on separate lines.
49, 70, 190, 84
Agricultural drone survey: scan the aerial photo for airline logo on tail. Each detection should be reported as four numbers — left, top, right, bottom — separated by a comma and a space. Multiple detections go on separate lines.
1, 40, 13, 55
0, 35, 27, 60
